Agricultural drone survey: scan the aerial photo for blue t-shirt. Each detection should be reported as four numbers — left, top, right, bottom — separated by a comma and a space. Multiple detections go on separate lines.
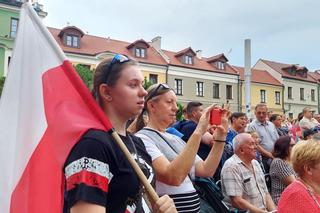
178, 120, 211, 160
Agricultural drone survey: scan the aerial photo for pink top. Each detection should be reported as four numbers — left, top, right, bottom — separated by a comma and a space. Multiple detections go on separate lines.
278, 180, 320, 213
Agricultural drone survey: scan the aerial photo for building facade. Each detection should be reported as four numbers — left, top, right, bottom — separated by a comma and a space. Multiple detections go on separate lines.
254, 59, 318, 118
234, 66, 283, 116
0, 0, 46, 77
48, 26, 168, 85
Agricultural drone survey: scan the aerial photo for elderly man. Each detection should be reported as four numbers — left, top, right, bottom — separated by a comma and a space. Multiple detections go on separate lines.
247, 104, 279, 173
299, 107, 319, 135
221, 133, 276, 213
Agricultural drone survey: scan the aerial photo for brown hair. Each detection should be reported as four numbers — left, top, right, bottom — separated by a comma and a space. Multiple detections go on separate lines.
255, 103, 268, 111
135, 84, 171, 132
272, 136, 291, 159
91, 57, 138, 107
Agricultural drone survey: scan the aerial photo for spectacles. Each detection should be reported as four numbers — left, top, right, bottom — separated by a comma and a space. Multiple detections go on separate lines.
105, 54, 130, 83
145, 83, 170, 102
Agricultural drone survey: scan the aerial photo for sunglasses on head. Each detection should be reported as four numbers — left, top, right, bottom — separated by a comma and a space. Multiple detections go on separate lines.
105, 54, 130, 83
145, 83, 170, 102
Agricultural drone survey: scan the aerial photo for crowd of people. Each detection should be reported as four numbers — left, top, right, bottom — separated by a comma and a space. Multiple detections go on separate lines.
63, 54, 320, 213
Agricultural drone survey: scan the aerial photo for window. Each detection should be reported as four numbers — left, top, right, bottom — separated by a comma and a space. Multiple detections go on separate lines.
184, 55, 193, 64
311, 89, 315, 101
175, 79, 182, 95
65, 35, 79, 48
135, 48, 146, 58
216, 61, 225, 70
275, 91, 281, 104
196, 82, 204, 97
226, 85, 233, 100
149, 74, 158, 84
300, 88, 305, 100
288, 87, 293, 99
213, 83, 219, 98
10, 18, 19, 38
289, 113, 293, 119
260, 90, 266, 103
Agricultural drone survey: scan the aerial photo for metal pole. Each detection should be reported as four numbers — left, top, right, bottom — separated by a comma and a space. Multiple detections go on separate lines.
244, 39, 251, 117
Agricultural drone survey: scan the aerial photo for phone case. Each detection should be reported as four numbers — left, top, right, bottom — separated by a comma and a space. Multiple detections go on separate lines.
210, 109, 222, 125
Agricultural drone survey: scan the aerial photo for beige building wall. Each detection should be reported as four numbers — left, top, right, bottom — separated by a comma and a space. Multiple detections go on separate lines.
240, 82, 283, 116
167, 66, 239, 112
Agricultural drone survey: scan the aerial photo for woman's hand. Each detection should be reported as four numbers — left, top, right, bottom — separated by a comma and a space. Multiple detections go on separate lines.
211, 103, 231, 140
153, 195, 177, 213
195, 104, 215, 135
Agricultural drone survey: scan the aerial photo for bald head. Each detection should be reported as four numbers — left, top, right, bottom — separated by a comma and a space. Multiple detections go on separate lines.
233, 133, 253, 152
232, 133, 257, 162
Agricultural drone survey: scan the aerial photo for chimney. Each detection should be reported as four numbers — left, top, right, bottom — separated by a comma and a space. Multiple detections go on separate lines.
151, 36, 161, 51
196, 50, 202, 59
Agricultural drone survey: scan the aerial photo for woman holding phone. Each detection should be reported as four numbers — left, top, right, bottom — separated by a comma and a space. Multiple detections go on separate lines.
135, 83, 229, 212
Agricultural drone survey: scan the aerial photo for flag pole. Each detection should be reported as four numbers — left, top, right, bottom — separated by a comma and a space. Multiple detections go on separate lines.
111, 131, 159, 205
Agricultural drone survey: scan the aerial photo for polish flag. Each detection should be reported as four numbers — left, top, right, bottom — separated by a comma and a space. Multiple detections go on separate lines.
0, 3, 112, 213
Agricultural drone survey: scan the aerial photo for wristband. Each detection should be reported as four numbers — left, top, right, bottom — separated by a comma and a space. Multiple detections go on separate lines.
215, 139, 226, 143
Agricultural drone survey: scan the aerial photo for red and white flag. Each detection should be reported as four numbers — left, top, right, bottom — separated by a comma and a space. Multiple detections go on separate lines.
0, 3, 112, 212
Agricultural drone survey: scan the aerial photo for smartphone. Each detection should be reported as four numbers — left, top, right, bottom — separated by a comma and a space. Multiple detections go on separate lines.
210, 109, 222, 125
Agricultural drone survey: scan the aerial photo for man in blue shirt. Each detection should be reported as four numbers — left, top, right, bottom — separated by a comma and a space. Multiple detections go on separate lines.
174, 102, 213, 159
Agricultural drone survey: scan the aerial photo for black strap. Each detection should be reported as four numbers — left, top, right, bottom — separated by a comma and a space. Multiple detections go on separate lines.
140, 128, 194, 182
140, 128, 180, 155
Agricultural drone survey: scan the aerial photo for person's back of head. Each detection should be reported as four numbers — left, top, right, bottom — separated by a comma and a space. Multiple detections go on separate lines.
186, 101, 203, 122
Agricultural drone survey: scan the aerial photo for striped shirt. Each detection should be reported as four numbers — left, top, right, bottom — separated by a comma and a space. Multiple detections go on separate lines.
170, 191, 200, 213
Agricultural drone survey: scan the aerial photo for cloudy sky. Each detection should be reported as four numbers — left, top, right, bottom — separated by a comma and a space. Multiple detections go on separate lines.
39, 0, 320, 70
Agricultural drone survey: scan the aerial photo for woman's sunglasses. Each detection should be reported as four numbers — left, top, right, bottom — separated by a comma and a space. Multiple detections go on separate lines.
145, 83, 170, 102
105, 54, 130, 83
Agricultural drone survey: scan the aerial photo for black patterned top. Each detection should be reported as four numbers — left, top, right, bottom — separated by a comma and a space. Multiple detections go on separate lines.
270, 158, 297, 205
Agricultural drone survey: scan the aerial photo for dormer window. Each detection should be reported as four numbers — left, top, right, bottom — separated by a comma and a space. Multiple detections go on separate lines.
184, 55, 193, 64
135, 48, 146, 58
58, 26, 84, 49
65, 35, 79, 48
216, 61, 225, 70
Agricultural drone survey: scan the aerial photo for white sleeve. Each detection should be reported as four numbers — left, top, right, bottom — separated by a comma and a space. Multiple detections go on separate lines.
135, 133, 164, 161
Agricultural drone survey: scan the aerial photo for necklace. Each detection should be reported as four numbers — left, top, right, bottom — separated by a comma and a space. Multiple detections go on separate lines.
297, 179, 320, 209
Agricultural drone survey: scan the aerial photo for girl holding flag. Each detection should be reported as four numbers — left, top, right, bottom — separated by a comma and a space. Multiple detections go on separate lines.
63, 54, 176, 213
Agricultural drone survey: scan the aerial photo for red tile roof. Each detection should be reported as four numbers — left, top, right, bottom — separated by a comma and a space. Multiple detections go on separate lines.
174, 47, 196, 57
48, 27, 167, 66
163, 50, 238, 75
260, 59, 317, 83
308, 71, 320, 82
126, 39, 150, 49
233, 66, 282, 86
207, 53, 228, 63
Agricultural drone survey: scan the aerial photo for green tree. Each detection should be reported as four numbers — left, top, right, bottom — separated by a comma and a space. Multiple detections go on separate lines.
0, 76, 6, 98
143, 76, 152, 90
74, 64, 93, 89
176, 102, 184, 121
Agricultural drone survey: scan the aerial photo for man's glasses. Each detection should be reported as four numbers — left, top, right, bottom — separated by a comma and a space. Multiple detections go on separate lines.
105, 54, 130, 83
145, 83, 170, 102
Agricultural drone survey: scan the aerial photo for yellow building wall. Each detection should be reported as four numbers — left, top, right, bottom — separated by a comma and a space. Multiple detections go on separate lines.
141, 70, 166, 83
241, 83, 283, 114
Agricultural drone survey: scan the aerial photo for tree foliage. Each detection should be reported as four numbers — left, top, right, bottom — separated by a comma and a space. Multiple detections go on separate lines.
176, 102, 184, 121
143, 76, 153, 90
74, 64, 93, 89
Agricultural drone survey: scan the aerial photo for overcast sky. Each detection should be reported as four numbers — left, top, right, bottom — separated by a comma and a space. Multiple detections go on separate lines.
39, 0, 320, 70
